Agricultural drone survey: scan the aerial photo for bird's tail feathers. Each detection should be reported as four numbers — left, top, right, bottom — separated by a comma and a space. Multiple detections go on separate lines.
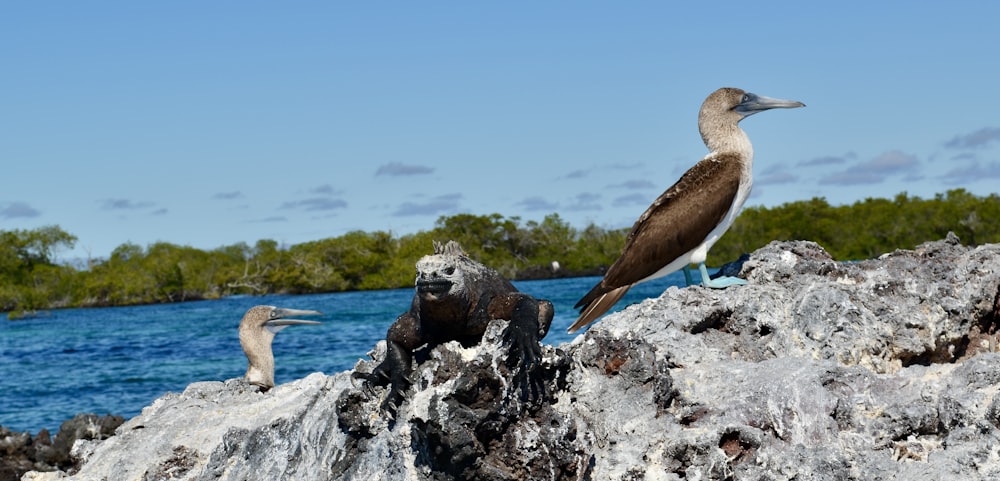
567, 285, 631, 333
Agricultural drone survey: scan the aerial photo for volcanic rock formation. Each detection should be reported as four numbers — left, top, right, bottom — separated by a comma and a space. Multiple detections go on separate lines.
24, 235, 1000, 480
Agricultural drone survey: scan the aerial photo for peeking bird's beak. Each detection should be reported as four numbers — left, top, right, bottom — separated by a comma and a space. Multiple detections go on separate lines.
264, 307, 322, 333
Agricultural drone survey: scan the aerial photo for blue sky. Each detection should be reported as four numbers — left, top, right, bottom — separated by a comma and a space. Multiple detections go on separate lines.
3, 2, 1000, 261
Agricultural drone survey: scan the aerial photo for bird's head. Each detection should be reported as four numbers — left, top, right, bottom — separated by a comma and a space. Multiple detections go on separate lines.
239, 305, 323, 339
699, 87, 805, 153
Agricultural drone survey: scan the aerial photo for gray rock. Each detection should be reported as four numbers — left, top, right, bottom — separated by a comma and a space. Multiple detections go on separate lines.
26, 236, 1000, 480
1, 414, 121, 481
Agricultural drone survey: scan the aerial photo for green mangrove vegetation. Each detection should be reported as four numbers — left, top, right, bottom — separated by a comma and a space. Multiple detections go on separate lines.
2, 189, 999, 318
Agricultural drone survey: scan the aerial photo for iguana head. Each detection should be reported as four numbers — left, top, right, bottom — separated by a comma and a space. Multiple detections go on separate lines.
414, 240, 482, 303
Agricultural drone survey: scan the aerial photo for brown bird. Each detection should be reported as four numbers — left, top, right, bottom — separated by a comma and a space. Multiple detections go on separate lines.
238, 305, 322, 390
569, 87, 804, 333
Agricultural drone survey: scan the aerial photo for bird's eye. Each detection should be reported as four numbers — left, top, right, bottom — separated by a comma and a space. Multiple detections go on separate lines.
741, 94, 751, 103
443, 267, 455, 275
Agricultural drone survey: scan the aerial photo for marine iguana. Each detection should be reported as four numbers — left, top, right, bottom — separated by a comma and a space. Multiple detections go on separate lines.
363, 240, 554, 416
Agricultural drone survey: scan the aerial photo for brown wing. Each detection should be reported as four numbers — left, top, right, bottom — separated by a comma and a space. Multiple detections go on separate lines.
571, 153, 743, 329
605, 153, 742, 287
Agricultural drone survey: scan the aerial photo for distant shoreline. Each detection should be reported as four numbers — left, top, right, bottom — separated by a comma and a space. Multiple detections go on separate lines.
6, 189, 999, 319
3, 267, 610, 320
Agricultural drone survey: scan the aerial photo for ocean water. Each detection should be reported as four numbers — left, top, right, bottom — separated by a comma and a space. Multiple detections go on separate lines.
0, 273, 686, 434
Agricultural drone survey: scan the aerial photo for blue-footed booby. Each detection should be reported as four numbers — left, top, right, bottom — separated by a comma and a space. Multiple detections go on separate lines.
568, 87, 804, 333
239, 305, 322, 390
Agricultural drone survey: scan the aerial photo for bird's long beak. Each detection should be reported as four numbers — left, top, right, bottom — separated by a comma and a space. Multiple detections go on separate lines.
735, 93, 805, 117
266, 307, 323, 328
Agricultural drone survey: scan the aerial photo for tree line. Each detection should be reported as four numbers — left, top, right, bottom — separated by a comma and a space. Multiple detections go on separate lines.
2, 189, 998, 318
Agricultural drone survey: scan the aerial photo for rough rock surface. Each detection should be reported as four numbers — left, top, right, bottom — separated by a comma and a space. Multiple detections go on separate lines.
25, 236, 1000, 480
1, 414, 122, 481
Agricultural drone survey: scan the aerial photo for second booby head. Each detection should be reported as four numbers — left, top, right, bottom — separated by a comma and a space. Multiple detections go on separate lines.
568, 87, 804, 333
238, 305, 322, 390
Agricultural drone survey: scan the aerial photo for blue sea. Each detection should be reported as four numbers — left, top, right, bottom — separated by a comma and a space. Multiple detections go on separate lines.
0, 273, 686, 434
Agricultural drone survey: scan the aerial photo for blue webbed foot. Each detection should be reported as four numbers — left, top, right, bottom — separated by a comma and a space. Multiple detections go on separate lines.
697, 263, 746, 289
